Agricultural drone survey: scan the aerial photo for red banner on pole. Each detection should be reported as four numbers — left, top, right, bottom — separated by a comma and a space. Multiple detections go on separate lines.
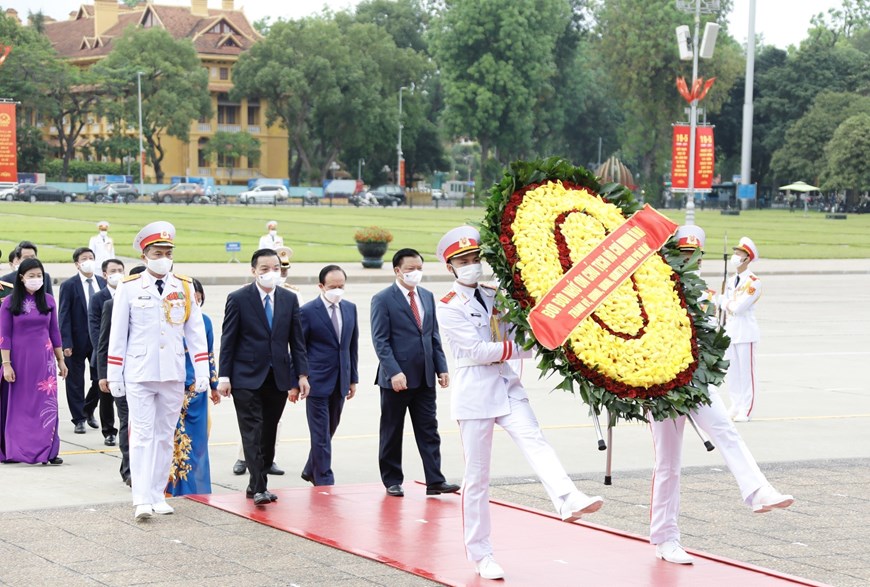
0, 102, 17, 183
694, 126, 715, 190
528, 205, 678, 350
398, 158, 405, 187
671, 125, 690, 189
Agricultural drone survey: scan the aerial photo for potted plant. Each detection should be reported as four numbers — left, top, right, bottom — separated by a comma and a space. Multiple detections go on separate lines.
354, 226, 394, 268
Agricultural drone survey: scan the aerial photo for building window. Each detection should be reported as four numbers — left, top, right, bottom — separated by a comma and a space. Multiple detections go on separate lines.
210, 67, 217, 79
217, 153, 237, 168
208, 21, 235, 34
219, 67, 229, 81
217, 92, 240, 125
247, 105, 259, 126
142, 10, 155, 28
198, 138, 209, 168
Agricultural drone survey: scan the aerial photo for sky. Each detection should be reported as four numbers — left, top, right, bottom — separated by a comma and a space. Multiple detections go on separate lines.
0, 0, 845, 50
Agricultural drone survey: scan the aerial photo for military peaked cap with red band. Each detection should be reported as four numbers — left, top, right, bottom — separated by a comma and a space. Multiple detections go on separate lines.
436, 226, 481, 263
733, 236, 759, 262
674, 224, 706, 251
134, 221, 176, 251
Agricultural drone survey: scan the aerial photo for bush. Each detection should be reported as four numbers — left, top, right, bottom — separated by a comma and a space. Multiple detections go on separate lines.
44, 159, 141, 182
353, 226, 394, 243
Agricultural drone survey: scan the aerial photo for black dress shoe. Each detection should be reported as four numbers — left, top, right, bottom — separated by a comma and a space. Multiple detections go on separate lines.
124, 477, 132, 487
426, 482, 461, 495
301, 472, 314, 485
44, 457, 63, 465
267, 462, 285, 475
104, 435, 116, 447
74, 422, 86, 434
232, 460, 246, 475
86, 415, 99, 429
267, 491, 278, 502
253, 492, 272, 505
386, 484, 404, 497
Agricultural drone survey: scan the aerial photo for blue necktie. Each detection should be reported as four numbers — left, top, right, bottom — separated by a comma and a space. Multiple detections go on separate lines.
264, 295, 273, 329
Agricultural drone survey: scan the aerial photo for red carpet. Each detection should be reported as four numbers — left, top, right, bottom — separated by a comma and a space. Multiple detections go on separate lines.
189, 483, 825, 586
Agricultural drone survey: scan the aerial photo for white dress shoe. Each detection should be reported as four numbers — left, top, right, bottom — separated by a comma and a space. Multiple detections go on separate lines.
152, 501, 175, 515
655, 540, 694, 564
560, 492, 604, 522
751, 485, 794, 513
134, 505, 153, 521
475, 555, 505, 580
733, 414, 750, 422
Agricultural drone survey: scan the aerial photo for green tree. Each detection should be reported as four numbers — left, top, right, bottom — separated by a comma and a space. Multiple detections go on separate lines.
45, 65, 102, 181
823, 113, 870, 192
201, 130, 261, 181
15, 124, 48, 172
93, 27, 211, 183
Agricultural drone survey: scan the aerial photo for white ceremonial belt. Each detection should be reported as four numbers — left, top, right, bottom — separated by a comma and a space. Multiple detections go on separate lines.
455, 358, 503, 368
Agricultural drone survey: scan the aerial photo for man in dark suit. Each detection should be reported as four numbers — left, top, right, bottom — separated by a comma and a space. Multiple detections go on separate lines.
370, 248, 459, 498
0, 241, 53, 298
59, 247, 108, 434
217, 248, 309, 505
298, 264, 359, 486
87, 258, 125, 446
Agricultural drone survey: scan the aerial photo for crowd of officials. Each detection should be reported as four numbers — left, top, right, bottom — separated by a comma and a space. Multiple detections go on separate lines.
0, 219, 794, 579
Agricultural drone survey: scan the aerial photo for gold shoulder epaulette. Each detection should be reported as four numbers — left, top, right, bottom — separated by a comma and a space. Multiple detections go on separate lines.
441, 291, 457, 303
174, 273, 193, 283
282, 283, 300, 292
123, 274, 142, 283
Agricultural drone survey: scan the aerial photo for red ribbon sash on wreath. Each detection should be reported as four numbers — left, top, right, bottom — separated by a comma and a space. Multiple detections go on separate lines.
528, 204, 678, 350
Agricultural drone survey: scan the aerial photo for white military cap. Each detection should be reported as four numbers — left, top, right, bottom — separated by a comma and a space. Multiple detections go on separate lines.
437, 225, 481, 263
97, 220, 110, 229
733, 236, 759, 262
133, 221, 175, 251
674, 225, 705, 251
275, 245, 294, 267
266, 220, 278, 229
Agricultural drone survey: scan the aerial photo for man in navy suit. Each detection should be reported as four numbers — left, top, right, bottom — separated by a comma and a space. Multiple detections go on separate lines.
297, 265, 359, 486
218, 248, 310, 505
59, 247, 108, 435
370, 248, 459, 497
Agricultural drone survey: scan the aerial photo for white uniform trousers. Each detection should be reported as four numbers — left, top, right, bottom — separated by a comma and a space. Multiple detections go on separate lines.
126, 381, 185, 506
458, 396, 579, 562
726, 342, 757, 418
649, 388, 767, 544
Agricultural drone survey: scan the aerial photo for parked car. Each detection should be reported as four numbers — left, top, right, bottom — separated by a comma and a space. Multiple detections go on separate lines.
365, 189, 402, 207
90, 183, 140, 203
372, 184, 406, 205
15, 184, 75, 203
152, 183, 208, 204
0, 182, 16, 201
238, 184, 289, 204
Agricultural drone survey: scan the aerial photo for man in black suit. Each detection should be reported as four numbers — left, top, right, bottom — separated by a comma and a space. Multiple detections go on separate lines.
217, 248, 309, 505
58, 247, 107, 434
0, 241, 53, 298
370, 248, 459, 498
87, 258, 126, 446
298, 265, 359, 486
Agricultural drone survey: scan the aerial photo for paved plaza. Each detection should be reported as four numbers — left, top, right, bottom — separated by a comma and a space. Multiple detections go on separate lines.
0, 259, 867, 586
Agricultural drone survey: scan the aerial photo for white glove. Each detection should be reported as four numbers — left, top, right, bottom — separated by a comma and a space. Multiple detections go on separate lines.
109, 381, 126, 398
194, 376, 210, 393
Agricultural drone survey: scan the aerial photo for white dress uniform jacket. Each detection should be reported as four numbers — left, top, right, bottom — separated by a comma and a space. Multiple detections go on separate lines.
436, 282, 532, 420
88, 232, 115, 269
107, 271, 209, 383
720, 269, 761, 343
258, 233, 284, 251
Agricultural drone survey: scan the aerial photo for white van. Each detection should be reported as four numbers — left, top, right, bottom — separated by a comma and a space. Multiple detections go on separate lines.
444, 180, 472, 199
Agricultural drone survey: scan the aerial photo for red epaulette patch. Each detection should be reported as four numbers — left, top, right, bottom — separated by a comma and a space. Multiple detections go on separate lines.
749, 275, 758, 281
441, 291, 457, 303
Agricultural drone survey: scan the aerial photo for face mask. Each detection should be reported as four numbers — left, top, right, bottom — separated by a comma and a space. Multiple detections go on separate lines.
269, 230, 277, 236
147, 257, 173, 276
454, 263, 483, 285
401, 270, 423, 287
100, 230, 108, 235
24, 278, 43, 291
729, 254, 744, 270
79, 260, 96, 275
107, 273, 123, 288
257, 271, 281, 289
323, 288, 345, 304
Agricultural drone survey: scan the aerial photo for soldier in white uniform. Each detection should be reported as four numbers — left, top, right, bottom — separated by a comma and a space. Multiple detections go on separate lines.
434, 226, 603, 581
107, 221, 210, 521
649, 226, 793, 565
88, 221, 115, 269
258, 220, 284, 251
718, 236, 762, 422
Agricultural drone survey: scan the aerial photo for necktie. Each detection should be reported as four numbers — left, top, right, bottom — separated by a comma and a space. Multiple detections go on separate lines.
330, 303, 341, 338
474, 288, 487, 312
86, 278, 94, 308
264, 295, 273, 329
735, 275, 740, 287
408, 290, 422, 330
155, 279, 164, 296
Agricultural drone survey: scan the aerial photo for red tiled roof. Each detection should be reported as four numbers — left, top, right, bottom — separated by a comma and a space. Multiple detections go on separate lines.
44, 3, 260, 61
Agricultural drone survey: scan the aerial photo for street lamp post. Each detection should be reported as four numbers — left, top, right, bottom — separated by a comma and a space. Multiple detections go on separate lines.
358, 158, 365, 181
397, 86, 407, 187
137, 71, 145, 197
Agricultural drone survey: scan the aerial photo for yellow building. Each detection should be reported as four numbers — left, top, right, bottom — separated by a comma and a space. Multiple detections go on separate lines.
43, 0, 288, 183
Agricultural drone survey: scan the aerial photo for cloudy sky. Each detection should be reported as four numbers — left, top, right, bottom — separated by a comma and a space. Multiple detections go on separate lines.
0, 0, 845, 49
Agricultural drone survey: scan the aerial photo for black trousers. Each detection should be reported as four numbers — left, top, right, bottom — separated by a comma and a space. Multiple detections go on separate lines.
303, 382, 345, 486
378, 385, 445, 487
67, 351, 113, 431
233, 369, 287, 494
114, 395, 130, 482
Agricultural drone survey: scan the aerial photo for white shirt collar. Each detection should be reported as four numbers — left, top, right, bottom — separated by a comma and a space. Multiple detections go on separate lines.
255, 281, 274, 302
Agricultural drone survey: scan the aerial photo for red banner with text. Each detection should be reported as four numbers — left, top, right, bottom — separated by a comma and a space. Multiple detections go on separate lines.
671, 125, 715, 191
671, 125, 690, 189
0, 102, 17, 183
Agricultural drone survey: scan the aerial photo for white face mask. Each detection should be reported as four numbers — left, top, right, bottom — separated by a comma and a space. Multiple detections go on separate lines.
269, 229, 277, 236
454, 263, 483, 285
323, 288, 345, 304
24, 278, 43, 291
79, 260, 96, 275
401, 270, 423, 287
257, 271, 281, 289
729, 254, 745, 270
147, 256, 173, 276
99, 229, 108, 235
107, 273, 123, 288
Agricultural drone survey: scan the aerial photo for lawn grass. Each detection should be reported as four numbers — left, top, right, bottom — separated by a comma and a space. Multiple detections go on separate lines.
1, 202, 868, 262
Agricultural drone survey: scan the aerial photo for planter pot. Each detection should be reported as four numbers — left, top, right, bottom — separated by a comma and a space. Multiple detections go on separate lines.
356, 241, 389, 268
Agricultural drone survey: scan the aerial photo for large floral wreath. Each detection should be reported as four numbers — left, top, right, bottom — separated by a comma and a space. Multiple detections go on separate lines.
480, 157, 730, 423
